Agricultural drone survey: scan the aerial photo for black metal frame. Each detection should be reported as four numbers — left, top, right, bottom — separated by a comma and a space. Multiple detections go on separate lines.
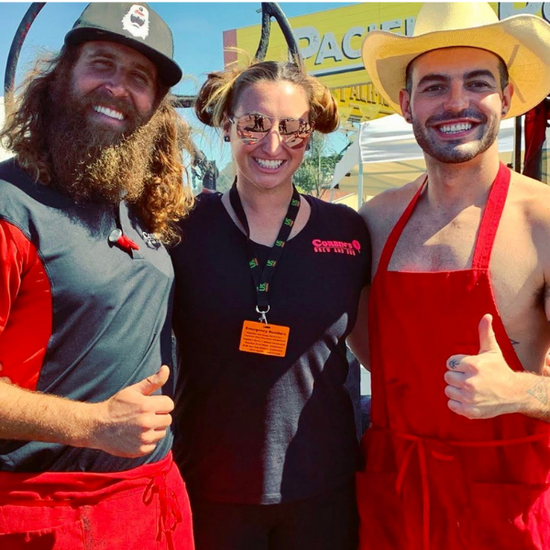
255, 2, 301, 62
4, 3, 45, 110
174, 2, 301, 109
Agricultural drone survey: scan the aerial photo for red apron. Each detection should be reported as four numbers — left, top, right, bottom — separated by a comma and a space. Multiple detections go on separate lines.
0, 452, 194, 550
357, 164, 550, 550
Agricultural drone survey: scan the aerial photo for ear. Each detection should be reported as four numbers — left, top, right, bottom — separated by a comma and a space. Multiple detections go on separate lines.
399, 89, 412, 124
501, 82, 513, 118
222, 113, 232, 138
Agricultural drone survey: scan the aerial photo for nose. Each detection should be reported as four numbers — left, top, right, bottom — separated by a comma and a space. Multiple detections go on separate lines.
103, 69, 130, 98
261, 126, 284, 154
444, 80, 469, 113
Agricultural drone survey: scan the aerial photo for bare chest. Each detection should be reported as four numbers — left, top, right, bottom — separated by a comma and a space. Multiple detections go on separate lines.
389, 205, 483, 272
377, 201, 548, 371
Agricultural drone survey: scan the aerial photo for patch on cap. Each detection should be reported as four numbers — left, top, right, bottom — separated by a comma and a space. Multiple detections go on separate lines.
121, 4, 150, 40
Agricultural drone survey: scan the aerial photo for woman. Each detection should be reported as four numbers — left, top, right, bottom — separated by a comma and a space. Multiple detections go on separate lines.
171, 59, 370, 550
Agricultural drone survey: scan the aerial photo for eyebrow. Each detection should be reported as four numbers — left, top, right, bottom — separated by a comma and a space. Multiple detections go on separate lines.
417, 69, 497, 87
85, 47, 116, 60
235, 112, 306, 121
464, 69, 498, 81
85, 47, 155, 76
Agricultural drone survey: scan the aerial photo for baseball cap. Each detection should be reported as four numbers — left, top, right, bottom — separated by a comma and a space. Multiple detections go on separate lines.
64, 3, 182, 87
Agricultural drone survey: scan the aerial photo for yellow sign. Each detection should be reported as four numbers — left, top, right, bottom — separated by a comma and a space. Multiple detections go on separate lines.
224, 2, 549, 122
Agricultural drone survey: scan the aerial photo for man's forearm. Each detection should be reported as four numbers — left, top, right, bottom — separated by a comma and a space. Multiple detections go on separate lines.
0, 367, 175, 458
0, 380, 97, 447
513, 372, 550, 422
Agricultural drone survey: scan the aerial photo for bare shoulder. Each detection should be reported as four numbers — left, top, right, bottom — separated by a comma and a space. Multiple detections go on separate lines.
357, 174, 426, 270
503, 172, 550, 280
509, 172, 550, 242
358, 174, 426, 238
509, 171, 550, 211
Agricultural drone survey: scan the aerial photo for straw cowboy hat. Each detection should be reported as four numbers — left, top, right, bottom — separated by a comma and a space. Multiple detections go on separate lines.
361, 2, 550, 119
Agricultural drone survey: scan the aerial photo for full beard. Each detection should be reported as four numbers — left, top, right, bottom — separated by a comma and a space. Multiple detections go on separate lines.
46, 84, 163, 204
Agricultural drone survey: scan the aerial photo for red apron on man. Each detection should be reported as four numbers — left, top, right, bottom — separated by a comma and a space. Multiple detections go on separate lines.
355, 3, 550, 549
0, 453, 193, 550
356, 165, 550, 549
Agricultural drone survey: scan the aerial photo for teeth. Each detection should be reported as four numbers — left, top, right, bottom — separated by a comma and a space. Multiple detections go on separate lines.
93, 106, 125, 120
255, 158, 283, 169
439, 122, 472, 134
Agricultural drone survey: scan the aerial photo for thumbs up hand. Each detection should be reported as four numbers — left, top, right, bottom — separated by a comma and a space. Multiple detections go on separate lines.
88, 365, 175, 458
444, 315, 517, 419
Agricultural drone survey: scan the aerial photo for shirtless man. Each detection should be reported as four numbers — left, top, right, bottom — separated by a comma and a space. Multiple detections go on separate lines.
349, 3, 550, 549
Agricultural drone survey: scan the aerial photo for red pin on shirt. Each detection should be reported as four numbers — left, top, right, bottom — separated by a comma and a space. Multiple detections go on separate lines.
108, 229, 139, 253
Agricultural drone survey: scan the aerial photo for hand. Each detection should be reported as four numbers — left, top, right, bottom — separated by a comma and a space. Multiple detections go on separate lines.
444, 314, 517, 419
90, 365, 174, 458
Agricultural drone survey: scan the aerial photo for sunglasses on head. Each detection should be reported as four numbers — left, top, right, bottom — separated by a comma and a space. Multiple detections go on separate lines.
228, 113, 314, 149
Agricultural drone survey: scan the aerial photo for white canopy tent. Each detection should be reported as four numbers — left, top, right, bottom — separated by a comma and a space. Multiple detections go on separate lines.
330, 114, 519, 210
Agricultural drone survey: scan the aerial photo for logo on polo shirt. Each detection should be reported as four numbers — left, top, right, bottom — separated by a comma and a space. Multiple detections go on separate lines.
312, 238, 361, 255
122, 5, 150, 39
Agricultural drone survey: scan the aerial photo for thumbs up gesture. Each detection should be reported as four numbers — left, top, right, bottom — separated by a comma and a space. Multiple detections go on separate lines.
444, 315, 517, 419
88, 365, 175, 458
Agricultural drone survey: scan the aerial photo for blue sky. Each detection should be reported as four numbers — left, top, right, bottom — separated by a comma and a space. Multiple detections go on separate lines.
1, 2, 356, 173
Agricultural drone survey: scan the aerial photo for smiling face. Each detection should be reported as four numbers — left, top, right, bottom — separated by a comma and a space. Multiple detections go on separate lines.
70, 40, 158, 135
400, 47, 512, 164
44, 41, 165, 203
227, 80, 311, 193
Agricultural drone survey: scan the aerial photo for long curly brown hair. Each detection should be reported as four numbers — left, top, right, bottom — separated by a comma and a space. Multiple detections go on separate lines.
1, 45, 194, 245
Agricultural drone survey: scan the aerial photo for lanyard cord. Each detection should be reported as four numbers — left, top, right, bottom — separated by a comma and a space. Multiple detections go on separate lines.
229, 180, 301, 323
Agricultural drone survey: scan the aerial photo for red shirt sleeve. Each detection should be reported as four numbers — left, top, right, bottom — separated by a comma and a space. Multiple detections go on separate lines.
0, 219, 28, 332
0, 219, 52, 389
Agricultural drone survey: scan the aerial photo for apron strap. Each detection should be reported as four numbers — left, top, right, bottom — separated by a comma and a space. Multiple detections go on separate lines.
143, 470, 183, 550
471, 163, 511, 269
378, 176, 428, 274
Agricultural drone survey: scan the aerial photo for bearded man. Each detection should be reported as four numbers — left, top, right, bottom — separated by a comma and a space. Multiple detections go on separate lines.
0, 3, 195, 548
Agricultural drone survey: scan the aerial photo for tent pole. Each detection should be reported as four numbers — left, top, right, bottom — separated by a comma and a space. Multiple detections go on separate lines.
513, 116, 522, 172
358, 161, 364, 210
